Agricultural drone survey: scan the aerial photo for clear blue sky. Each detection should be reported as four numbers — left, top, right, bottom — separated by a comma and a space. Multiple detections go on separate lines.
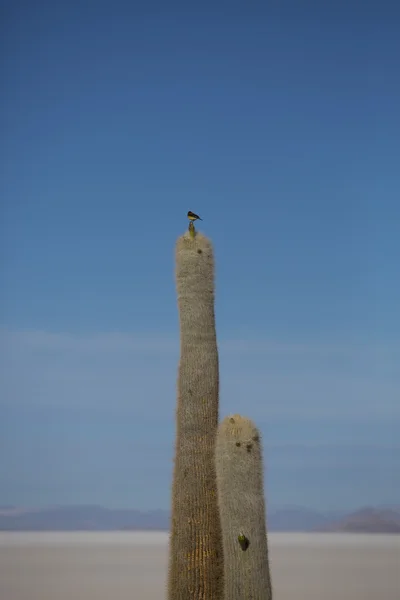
1, 1, 399, 511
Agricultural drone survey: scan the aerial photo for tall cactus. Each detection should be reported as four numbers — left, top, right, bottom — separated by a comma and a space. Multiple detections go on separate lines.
167, 228, 223, 599
215, 414, 273, 599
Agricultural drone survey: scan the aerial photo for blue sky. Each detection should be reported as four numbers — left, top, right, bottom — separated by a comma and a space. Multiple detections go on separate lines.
1, 1, 399, 511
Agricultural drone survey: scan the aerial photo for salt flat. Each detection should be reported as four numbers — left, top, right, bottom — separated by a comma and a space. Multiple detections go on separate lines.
0, 532, 399, 599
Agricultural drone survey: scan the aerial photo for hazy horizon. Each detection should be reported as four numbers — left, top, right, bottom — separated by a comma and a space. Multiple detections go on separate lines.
1, 500, 398, 513
1, 1, 399, 511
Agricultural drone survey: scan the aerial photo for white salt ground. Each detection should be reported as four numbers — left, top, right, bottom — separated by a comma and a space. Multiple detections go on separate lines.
0, 532, 399, 600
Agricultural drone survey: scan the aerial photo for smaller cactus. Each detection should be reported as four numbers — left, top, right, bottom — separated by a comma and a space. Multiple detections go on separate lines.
216, 414, 273, 599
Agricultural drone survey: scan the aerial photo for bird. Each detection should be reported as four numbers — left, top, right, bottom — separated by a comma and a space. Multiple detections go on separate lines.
187, 211, 202, 222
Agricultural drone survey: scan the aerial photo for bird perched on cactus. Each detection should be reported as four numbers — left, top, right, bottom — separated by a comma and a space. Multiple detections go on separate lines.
187, 210, 202, 222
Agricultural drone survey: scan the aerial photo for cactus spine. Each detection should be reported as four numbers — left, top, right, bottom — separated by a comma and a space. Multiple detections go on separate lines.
215, 415, 273, 600
168, 229, 223, 600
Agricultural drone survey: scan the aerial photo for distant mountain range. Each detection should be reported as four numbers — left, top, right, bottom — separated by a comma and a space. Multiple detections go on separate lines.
320, 507, 400, 533
1, 504, 399, 533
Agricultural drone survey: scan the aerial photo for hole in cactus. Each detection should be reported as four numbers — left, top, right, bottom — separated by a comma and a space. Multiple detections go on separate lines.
235, 441, 241, 447
229, 417, 235, 423
246, 443, 252, 452
197, 249, 202, 254
238, 534, 250, 551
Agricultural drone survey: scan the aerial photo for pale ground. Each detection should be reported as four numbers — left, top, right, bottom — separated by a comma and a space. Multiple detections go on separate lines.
0, 531, 399, 600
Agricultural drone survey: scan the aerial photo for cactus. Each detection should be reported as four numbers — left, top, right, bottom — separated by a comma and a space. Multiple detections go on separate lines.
167, 230, 223, 600
188, 220, 196, 239
215, 415, 273, 600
